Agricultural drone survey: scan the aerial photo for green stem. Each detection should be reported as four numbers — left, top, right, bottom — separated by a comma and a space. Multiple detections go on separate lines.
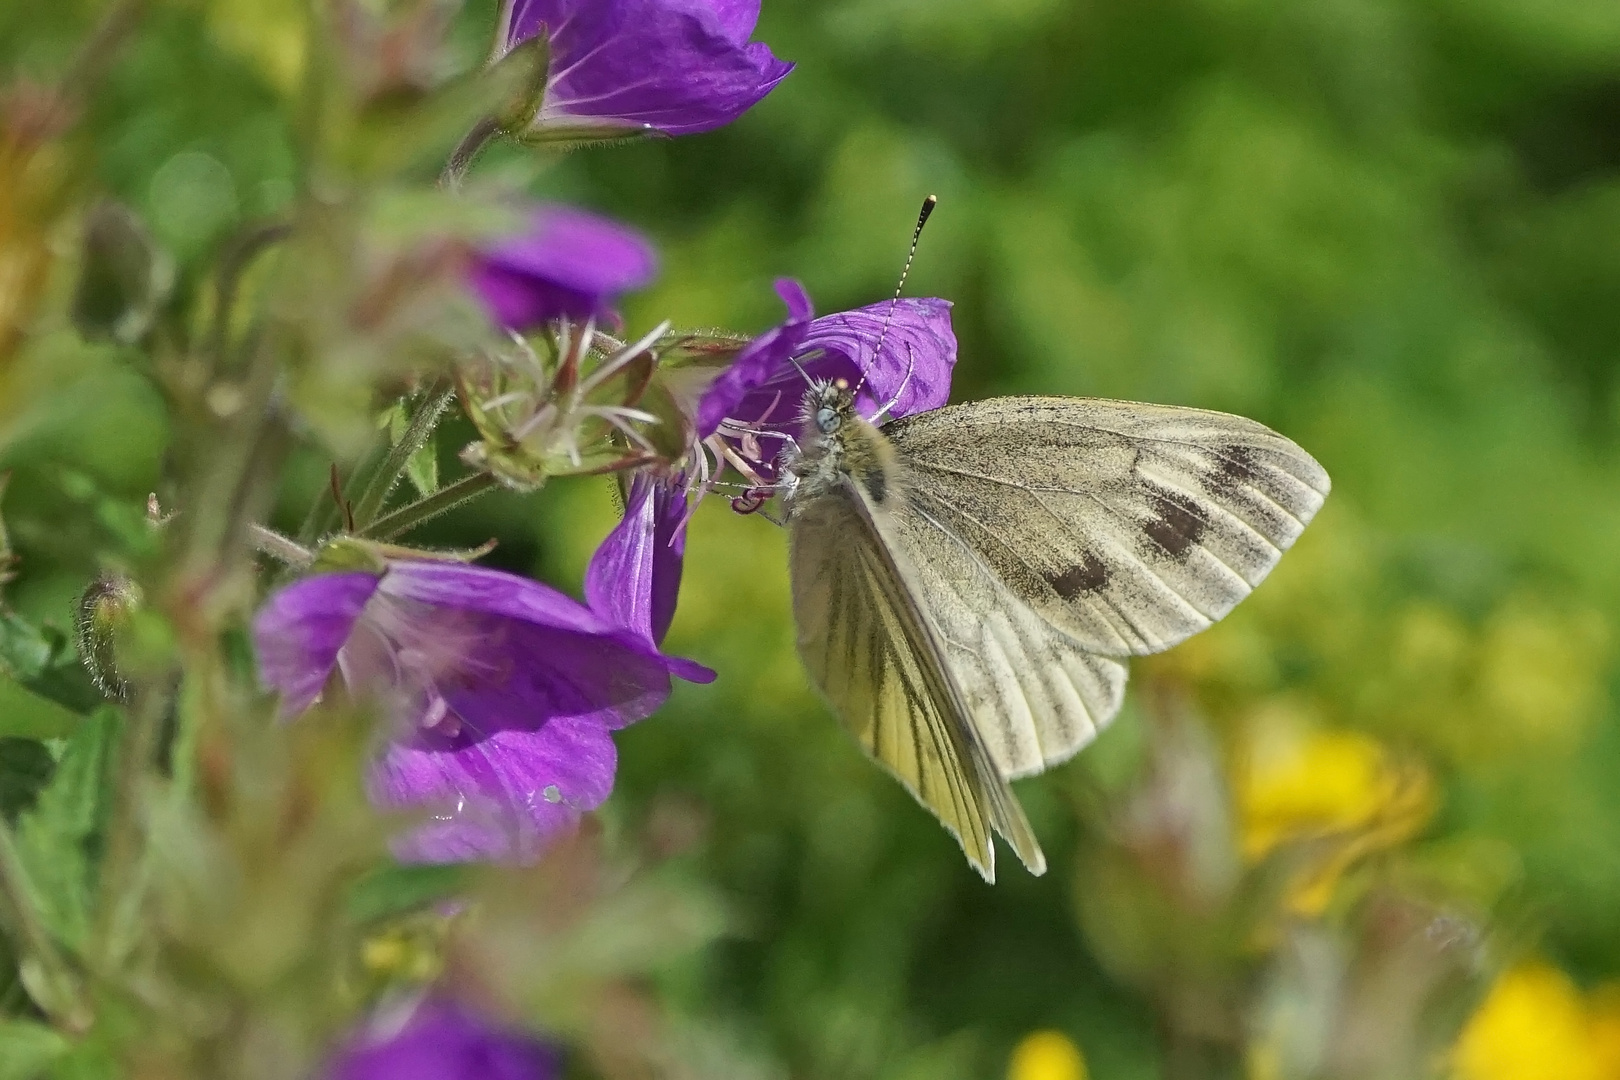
440, 117, 502, 191
350, 380, 454, 529
361, 471, 501, 540
92, 683, 170, 967
207, 220, 293, 364
0, 818, 87, 1030
249, 524, 312, 567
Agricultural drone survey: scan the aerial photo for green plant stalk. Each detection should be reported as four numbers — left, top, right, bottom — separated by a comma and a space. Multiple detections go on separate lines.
361, 471, 501, 540
249, 523, 313, 567
441, 116, 502, 191
350, 379, 455, 529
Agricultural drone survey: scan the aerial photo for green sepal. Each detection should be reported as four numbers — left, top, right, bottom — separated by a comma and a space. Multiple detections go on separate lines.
309, 536, 390, 574
491, 32, 551, 134
311, 534, 495, 572
513, 121, 662, 151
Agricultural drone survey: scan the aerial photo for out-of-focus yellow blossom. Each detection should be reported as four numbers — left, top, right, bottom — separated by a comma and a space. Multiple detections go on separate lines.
1591, 987, 1620, 1078
1453, 961, 1620, 1080
1007, 1030, 1089, 1080
360, 919, 445, 985
1234, 712, 1434, 915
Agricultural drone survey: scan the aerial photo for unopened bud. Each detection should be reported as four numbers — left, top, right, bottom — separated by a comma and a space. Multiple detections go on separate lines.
491, 32, 550, 134
74, 573, 142, 702
71, 201, 173, 345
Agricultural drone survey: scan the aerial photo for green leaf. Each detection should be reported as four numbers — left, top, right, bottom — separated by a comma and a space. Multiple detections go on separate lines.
403, 436, 438, 498
383, 401, 437, 497
0, 1018, 68, 1080
0, 614, 55, 686
17, 709, 121, 948
0, 611, 101, 716
0, 674, 84, 741
347, 861, 467, 926
0, 738, 54, 821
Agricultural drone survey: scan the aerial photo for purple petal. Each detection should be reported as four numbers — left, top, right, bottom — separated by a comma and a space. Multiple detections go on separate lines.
507, 0, 793, 136
377, 561, 697, 717
470, 205, 656, 329
585, 473, 685, 645
372, 714, 616, 863
251, 572, 380, 714
378, 561, 629, 639
695, 278, 814, 437
802, 297, 956, 420
585, 474, 716, 683
326, 996, 559, 1080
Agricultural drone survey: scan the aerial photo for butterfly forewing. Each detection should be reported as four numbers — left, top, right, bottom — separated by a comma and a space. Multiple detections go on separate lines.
788, 466, 1045, 882
882, 396, 1330, 657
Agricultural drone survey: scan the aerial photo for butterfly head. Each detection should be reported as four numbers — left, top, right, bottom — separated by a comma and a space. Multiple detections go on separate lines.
804, 377, 858, 439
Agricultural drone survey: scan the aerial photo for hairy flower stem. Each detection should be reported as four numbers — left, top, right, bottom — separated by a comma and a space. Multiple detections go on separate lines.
249, 524, 313, 567
351, 379, 455, 529
0, 817, 88, 1031
362, 471, 501, 540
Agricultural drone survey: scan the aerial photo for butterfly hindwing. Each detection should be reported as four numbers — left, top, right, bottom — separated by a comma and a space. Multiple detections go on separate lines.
882, 396, 1330, 657
883, 492, 1129, 779
788, 464, 1045, 881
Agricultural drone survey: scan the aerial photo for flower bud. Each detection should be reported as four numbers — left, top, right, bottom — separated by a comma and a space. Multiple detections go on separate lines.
70, 201, 173, 345
74, 573, 142, 702
458, 319, 673, 489
491, 32, 550, 134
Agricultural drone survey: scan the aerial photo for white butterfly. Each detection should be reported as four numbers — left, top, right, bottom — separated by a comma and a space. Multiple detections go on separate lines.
782, 382, 1329, 881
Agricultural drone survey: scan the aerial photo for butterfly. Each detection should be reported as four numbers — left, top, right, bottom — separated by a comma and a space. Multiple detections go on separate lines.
782, 379, 1329, 881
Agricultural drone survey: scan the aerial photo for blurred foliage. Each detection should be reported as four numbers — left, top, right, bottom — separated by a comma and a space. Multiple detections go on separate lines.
2, 0, 1619, 1078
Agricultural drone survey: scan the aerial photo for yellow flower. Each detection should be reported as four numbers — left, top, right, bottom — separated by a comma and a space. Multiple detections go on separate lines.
1234, 711, 1434, 915
1453, 961, 1620, 1080
1007, 1030, 1089, 1080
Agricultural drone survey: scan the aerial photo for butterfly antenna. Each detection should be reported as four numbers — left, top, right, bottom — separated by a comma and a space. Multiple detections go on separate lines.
788, 352, 814, 387
852, 194, 936, 400
870, 343, 917, 425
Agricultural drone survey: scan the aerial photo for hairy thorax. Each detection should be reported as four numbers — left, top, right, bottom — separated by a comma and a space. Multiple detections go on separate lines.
783, 383, 901, 513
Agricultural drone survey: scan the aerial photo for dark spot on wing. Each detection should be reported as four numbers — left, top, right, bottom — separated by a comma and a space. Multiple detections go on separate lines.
1204, 445, 1261, 498
1144, 487, 1207, 560
1049, 554, 1109, 599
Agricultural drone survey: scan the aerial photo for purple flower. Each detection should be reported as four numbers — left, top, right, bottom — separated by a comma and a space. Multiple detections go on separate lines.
470, 204, 656, 330
252, 559, 711, 863
585, 470, 691, 647
498, 0, 793, 137
326, 996, 558, 1080
696, 278, 957, 484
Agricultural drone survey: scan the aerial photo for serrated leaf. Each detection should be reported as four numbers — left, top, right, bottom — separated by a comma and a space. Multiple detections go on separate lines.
0, 673, 83, 741
0, 1018, 68, 1080
17, 709, 121, 948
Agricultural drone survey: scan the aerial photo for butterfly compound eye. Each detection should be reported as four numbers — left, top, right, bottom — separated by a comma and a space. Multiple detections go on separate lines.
815, 406, 842, 434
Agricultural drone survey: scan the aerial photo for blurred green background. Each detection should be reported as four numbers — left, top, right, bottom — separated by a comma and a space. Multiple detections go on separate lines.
5, 0, 1620, 1076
